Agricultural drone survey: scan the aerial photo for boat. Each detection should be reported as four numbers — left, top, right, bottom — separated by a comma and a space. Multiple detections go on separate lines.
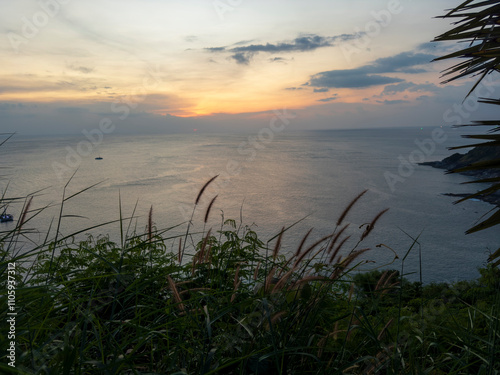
0, 214, 13, 222
95, 155, 103, 160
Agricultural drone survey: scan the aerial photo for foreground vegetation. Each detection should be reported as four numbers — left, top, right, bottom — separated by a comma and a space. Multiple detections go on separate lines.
1, 177, 499, 375
2, 1, 500, 372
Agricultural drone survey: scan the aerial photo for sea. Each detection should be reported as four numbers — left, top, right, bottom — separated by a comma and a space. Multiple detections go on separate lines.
1, 126, 498, 283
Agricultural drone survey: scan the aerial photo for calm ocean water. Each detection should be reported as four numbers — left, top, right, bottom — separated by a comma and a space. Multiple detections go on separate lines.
1, 127, 498, 282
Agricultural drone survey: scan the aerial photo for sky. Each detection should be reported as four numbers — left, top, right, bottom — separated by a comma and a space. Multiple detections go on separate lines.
1, 0, 498, 135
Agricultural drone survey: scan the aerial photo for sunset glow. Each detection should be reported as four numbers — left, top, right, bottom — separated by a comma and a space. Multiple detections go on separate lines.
0, 0, 477, 134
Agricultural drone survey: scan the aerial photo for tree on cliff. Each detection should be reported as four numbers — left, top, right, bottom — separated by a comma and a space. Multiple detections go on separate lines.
434, 0, 500, 266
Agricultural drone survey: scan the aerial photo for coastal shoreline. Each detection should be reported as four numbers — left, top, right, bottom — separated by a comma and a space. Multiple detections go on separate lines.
441, 192, 500, 207
419, 146, 500, 208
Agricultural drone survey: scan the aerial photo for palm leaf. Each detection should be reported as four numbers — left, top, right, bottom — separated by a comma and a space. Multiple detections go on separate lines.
435, 0, 500, 261
466, 209, 500, 233
488, 247, 500, 266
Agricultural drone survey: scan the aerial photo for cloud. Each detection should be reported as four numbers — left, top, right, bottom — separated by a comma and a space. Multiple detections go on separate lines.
285, 87, 304, 91
206, 33, 363, 64
408, 83, 439, 92
317, 96, 338, 102
314, 88, 329, 93
309, 70, 404, 88
185, 35, 198, 43
0, 80, 96, 94
230, 34, 353, 53
0, 102, 37, 110
364, 52, 435, 74
57, 107, 90, 114
231, 39, 256, 46
231, 53, 251, 65
380, 82, 439, 96
380, 82, 416, 94
306, 51, 437, 89
270, 57, 289, 63
56, 79, 98, 92
205, 47, 225, 53
67, 63, 95, 74
376, 99, 410, 105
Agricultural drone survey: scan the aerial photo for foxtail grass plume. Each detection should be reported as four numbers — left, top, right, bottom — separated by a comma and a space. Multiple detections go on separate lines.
264, 267, 277, 292
330, 248, 370, 280
337, 189, 367, 226
328, 235, 351, 264
375, 270, 399, 294
272, 268, 295, 293
204, 195, 218, 223
293, 233, 333, 269
178, 238, 182, 264
361, 208, 389, 241
147, 205, 153, 242
377, 318, 394, 341
327, 224, 349, 255
272, 227, 285, 260
294, 228, 313, 258
167, 275, 186, 312
195, 175, 219, 205
253, 261, 261, 281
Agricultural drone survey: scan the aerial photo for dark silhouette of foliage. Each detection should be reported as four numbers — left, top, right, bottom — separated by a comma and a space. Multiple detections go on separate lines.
434, 0, 500, 265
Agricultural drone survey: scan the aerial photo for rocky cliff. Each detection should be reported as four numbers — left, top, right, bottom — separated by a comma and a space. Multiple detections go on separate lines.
420, 146, 500, 206
421, 146, 500, 179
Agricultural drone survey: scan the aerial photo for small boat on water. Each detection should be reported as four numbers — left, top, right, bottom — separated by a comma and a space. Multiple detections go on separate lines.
0, 214, 13, 222
95, 155, 103, 160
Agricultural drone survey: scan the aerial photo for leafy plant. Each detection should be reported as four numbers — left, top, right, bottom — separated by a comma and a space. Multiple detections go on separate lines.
434, 0, 500, 265
1, 178, 500, 373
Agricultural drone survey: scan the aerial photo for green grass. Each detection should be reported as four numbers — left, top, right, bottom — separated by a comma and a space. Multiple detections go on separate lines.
0, 176, 499, 374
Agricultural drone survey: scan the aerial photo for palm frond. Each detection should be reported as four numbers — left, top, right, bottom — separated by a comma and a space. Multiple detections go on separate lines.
435, 0, 500, 256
